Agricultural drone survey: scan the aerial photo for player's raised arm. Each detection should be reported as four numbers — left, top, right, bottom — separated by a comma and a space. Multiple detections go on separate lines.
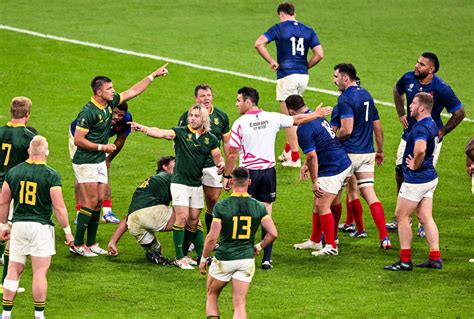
120, 63, 169, 102
292, 103, 332, 126
128, 122, 175, 140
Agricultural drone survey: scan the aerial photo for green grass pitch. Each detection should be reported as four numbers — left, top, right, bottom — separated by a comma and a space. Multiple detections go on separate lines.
0, 0, 473, 317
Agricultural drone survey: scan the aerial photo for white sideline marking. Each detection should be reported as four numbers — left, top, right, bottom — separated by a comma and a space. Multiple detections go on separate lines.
0, 24, 472, 123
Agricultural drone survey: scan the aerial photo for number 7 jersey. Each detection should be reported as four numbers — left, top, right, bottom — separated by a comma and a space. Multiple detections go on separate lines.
212, 192, 268, 261
0, 122, 36, 187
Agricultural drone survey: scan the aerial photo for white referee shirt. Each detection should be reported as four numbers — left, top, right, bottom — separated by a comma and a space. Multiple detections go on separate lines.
229, 109, 294, 170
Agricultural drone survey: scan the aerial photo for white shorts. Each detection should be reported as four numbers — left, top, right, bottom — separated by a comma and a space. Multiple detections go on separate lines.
209, 258, 255, 283
10, 222, 56, 264
68, 130, 76, 160
73, 161, 108, 184
170, 183, 204, 209
396, 138, 443, 167
348, 153, 375, 174
399, 178, 438, 202
318, 165, 352, 195
276, 74, 309, 101
202, 166, 223, 188
127, 205, 172, 244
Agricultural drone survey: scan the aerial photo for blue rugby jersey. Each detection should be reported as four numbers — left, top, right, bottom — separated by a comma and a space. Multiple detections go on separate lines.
297, 113, 351, 177
402, 117, 438, 184
263, 20, 320, 79
338, 86, 379, 154
396, 72, 462, 140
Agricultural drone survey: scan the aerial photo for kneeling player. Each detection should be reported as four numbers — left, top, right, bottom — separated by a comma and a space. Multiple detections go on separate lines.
384, 93, 442, 271
199, 167, 277, 319
107, 156, 176, 265
286, 95, 352, 256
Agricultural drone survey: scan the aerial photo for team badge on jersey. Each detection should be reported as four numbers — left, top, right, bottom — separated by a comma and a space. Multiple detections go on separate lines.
187, 134, 193, 141
204, 137, 209, 145
214, 118, 219, 125
408, 83, 414, 92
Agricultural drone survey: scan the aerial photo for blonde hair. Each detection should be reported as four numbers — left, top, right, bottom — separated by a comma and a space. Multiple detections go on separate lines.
188, 104, 211, 132
29, 135, 49, 156
11, 96, 32, 119
415, 92, 434, 112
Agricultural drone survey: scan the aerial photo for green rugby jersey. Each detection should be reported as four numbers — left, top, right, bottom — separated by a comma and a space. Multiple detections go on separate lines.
72, 94, 122, 164
127, 171, 172, 215
178, 105, 230, 168
213, 192, 268, 261
6, 160, 62, 225
171, 125, 219, 187
0, 122, 36, 187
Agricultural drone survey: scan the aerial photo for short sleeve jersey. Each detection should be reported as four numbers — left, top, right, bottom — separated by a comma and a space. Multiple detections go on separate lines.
178, 105, 230, 168
72, 94, 122, 164
213, 192, 268, 261
0, 123, 36, 187
127, 171, 172, 215
396, 72, 462, 140
263, 20, 320, 79
297, 114, 352, 177
338, 86, 380, 154
229, 109, 294, 170
6, 160, 62, 225
402, 117, 438, 184
70, 111, 132, 138
329, 104, 341, 128
171, 126, 220, 187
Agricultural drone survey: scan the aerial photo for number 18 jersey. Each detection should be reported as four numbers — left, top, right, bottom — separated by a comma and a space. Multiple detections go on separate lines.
213, 193, 268, 261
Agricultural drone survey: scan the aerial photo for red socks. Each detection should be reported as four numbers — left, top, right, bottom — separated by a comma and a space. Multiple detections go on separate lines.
284, 143, 291, 153
331, 203, 342, 237
369, 202, 388, 240
429, 250, 441, 261
349, 199, 364, 233
103, 199, 112, 208
345, 195, 354, 225
75, 204, 81, 212
310, 212, 322, 243
400, 249, 412, 262
320, 213, 336, 248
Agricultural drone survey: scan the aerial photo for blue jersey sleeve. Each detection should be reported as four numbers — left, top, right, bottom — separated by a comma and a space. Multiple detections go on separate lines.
396, 73, 409, 95
308, 29, 320, 48
329, 105, 340, 128
297, 124, 316, 154
337, 95, 353, 119
439, 85, 462, 113
373, 106, 380, 121
413, 123, 429, 142
263, 24, 278, 42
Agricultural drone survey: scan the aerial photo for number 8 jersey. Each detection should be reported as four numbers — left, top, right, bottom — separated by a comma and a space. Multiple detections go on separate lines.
5, 160, 61, 225
263, 20, 320, 79
212, 192, 268, 261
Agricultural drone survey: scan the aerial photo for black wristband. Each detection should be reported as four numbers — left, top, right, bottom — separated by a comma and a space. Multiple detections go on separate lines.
223, 175, 231, 179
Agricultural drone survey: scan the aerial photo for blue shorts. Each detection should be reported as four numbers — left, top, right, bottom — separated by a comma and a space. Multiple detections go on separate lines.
248, 167, 276, 203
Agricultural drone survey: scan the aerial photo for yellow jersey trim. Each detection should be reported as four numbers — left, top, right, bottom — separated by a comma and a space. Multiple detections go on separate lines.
187, 124, 198, 134
91, 96, 107, 109
26, 159, 46, 165
6, 122, 26, 128
231, 192, 250, 197
209, 104, 214, 115
261, 215, 270, 221
50, 186, 62, 190
76, 126, 89, 132
222, 131, 231, 137
213, 217, 222, 223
